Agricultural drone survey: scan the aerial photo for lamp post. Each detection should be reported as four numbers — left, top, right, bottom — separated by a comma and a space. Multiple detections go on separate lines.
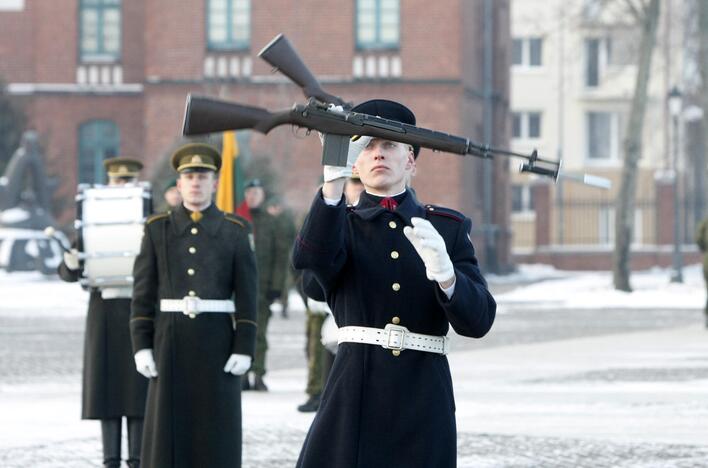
668, 86, 683, 283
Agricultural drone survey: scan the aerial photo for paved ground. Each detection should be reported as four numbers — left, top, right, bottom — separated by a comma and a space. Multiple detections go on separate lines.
1, 279, 707, 467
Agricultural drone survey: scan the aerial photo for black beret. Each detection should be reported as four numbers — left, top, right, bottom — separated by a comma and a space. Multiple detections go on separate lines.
351, 99, 420, 158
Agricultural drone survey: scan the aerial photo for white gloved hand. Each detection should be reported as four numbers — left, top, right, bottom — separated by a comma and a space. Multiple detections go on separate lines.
63, 248, 80, 271
224, 354, 252, 376
403, 217, 455, 283
323, 135, 372, 182
134, 349, 158, 378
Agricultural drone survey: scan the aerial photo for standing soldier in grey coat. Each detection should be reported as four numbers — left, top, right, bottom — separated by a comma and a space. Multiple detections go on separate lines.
58, 157, 148, 468
130, 143, 257, 468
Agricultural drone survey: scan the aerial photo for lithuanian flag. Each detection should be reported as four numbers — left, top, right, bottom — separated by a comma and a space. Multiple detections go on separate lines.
216, 131, 239, 212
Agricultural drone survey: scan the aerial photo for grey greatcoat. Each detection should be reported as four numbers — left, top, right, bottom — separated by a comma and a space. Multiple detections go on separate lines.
292, 190, 496, 468
130, 204, 257, 468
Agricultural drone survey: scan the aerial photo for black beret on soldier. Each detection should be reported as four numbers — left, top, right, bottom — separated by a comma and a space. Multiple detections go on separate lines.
103, 157, 143, 178
351, 99, 420, 159
170, 143, 222, 173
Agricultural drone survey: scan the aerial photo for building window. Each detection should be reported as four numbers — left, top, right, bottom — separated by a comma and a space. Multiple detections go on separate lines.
356, 0, 400, 50
586, 111, 619, 161
207, 0, 250, 51
584, 37, 613, 87
79, 0, 121, 63
512, 111, 542, 139
511, 37, 543, 67
512, 184, 534, 213
78, 120, 120, 184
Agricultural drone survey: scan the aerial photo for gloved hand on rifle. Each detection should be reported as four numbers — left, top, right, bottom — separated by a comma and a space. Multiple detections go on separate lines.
63, 248, 80, 271
320, 106, 372, 182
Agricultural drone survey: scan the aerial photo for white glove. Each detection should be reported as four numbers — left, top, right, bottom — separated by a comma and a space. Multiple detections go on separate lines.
134, 349, 158, 378
323, 135, 372, 182
224, 354, 252, 375
403, 217, 455, 283
63, 248, 80, 271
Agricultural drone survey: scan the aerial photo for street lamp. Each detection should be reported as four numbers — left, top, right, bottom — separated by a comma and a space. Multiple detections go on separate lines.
668, 86, 683, 283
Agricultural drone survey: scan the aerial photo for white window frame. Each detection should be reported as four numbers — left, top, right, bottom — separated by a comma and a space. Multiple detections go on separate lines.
511, 111, 543, 141
585, 111, 620, 165
511, 37, 544, 69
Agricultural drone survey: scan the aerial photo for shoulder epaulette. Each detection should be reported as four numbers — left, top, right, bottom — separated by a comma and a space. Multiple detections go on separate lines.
224, 213, 247, 228
424, 205, 465, 223
146, 212, 169, 225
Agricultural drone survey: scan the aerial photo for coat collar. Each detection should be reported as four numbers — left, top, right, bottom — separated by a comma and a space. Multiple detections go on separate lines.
171, 203, 223, 236
353, 189, 425, 224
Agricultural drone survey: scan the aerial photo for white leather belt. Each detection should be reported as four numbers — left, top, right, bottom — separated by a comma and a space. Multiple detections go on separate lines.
160, 296, 235, 318
338, 323, 450, 355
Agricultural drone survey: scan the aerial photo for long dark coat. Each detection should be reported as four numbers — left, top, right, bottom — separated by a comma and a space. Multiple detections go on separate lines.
58, 259, 148, 419
130, 204, 257, 468
292, 190, 496, 468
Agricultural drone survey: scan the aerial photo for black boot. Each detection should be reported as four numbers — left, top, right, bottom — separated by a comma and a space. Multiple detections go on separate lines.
100, 419, 121, 468
241, 372, 251, 391
253, 374, 268, 391
297, 394, 321, 413
126, 417, 143, 468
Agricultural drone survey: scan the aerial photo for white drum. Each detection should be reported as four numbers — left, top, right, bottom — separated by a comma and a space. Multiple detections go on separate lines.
76, 182, 151, 290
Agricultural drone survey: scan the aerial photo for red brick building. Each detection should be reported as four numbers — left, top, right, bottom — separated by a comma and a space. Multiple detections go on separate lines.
0, 0, 512, 271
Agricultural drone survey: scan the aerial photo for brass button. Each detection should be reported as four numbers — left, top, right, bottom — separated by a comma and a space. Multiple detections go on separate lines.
392, 316, 401, 325
392, 350, 401, 357
388, 221, 397, 229
191, 227, 198, 235
187, 268, 195, 276
392, 282, 400, 292
188, 290, 196, 297
390, 250, 399, 259
189, 247, 196, 254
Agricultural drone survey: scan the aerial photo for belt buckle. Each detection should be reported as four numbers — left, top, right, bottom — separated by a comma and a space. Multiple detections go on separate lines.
383, 323, 408, 351
183, 296, 200, 318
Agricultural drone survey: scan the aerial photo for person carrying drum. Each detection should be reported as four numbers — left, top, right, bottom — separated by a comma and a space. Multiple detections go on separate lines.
130, 143, 257, 468
58, 157, 149, 468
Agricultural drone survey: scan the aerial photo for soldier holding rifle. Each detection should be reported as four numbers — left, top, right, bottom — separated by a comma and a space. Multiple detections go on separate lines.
292, 99, 496, 468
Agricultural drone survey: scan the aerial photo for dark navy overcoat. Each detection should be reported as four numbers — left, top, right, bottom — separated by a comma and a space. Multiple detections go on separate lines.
292, 190, 496, 468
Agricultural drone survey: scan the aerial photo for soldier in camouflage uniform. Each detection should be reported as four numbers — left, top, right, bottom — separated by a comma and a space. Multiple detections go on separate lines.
242, 179, 291, 391
695, 217, 708, 327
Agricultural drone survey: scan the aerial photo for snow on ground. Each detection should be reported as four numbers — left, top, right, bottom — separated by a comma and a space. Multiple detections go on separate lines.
0, 271, 89, 317
491, 263, 705, 310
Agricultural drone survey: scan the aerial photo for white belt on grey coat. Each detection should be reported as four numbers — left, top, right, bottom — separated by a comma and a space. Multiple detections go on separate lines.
338, 323, 450, 355
160, 296, 235, 318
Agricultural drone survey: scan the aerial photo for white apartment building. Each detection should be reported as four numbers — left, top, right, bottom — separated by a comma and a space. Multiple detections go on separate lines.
510, 0, 700, 268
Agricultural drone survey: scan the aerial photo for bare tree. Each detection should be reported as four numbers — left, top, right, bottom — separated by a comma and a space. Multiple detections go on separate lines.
612, 0, 661, 291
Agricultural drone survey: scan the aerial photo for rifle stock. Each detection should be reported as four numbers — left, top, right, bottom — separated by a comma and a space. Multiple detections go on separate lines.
258, 34, 347, 107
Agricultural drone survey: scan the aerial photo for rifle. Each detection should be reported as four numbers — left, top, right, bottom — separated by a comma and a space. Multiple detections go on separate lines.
182, 34, 609, 188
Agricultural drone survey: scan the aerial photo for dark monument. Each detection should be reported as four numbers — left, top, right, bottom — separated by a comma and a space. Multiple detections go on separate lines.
0, 131, 65, 273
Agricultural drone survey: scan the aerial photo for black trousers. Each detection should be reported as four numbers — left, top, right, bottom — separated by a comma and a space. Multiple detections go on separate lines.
101, 417, 143, 468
